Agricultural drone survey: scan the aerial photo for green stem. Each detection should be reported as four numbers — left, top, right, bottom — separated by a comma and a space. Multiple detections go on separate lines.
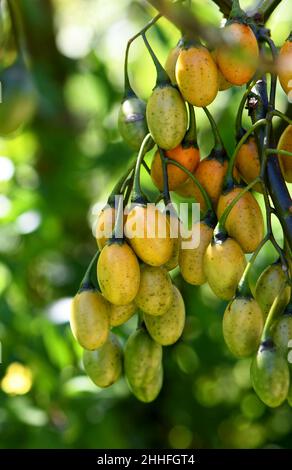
183, 104, 198, 148
258, 0, 282, 21
267, 149, 292, 158
78, 250, 100, 292
262, 283, 289, 341
142, 32, 171, 86
235, 80, 257, 138
158, 147, 171, 205
229, 0, 245, 20
270, 110, 292, 125
203, 107, 224, 151
111, 192, 125, 242
132, 134, 153, 203
108, 162, 136, 205
7, 0, 25, 60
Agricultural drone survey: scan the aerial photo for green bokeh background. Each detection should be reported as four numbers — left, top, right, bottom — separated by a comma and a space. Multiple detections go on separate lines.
0, 0, 292, 449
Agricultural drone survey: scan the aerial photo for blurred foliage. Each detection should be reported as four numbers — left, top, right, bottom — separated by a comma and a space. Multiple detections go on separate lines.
0, 0, 292, 449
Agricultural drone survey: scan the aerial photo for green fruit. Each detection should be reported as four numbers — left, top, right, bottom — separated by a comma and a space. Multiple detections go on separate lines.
272, 304, 292, 354
144, 285, 185, 345
223, 296, 264, 358
0, 60, 37, 136
109, 302, 136, 327
146, 84, 187, 150
135, 265, 173, 316
118, 95, 149, 150
124, 328, 163, 403
251, 341, 290, 407
83, 333, 123, 388
70, 289, 109, 350
255, 262, 290, 319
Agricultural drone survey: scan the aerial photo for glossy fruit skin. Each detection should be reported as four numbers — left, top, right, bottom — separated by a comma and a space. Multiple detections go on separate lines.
164, 233, 180, 271
83, 333, 123, 388
144, 286, 185, 345
124, 328, 163, 403
251, 343, 289, 407
278, 39, 292, 95
211, 50, 232, 91
151, 145, 200, 191
0, 60, 38, 136
146, 84, 187, 150
109, 302, 136, 327
217, 22, 259, 86
223, 296, 263, 358
176, 45, 218, 107
179, 220, 214, 285
97, 241, 140, 306
272, 311, 292, 354
125, 204, 173, 266
70, 289, 109, 350
255, 262, 291, 319
165, 44, 181, 85
95, 206, 115, 250
135, 265, 173, 316
235, 137, 262, 193
277, 125, 292, 183
217, 186, 264, 253
118, 95, 149, 150
204, 236, 247, 300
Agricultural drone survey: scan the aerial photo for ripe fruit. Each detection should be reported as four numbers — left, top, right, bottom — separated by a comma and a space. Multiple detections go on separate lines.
83, 333, 123, 388
223, 296, 263, 358
135, 265, 173, 316
95, 206, 115, 250
255, 262, 291, 319
97, 241, 140, 305
118, 95, 149, 150
146, 84, 187, 150
204, 234, 246, 300
70, 289, 109, 350
272, 304, 292, 353
179, 219, 214, 285
211, 50, 232, 91
217, 185, 264, 253
124, 328, 163, 403
164, 41, 182, 85
278, 36, 292, 95
109, 302, 136, 327
176, 44, 218, 107
217, 22, 259, 86
151, 144, 200, 191
144, 285, 185, 345
125, 204, 173, 266
235, 136, 262, 192
277, 125, 292, 183
251, 341, 290, 407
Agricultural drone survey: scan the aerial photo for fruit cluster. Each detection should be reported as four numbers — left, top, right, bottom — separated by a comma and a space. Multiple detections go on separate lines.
70, 0, 292, 406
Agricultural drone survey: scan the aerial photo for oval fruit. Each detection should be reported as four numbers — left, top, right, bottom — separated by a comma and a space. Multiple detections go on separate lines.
217, 22, 259, 85
204, 235, 246, 300
83, 333, 123, 388
235, 136, 262, 192
144, 285, 185, 345
97, 241, 140, 305
277, 125, 292, 183
251, 342, 289, 407
118, 95, 148, 150
176, 45, 218, 107
278, 37, 292, 95
223, 296, 263, 358
125, 204, 173, 266
70, 289, 109, 350
179, 219, 214, 285
217, 186, 264, 253
124, 328, 163, 403
151, 144, 200, 191
211, 50, 232, 91
255, 262, 291, 319
109, 302, 136, 327
95, 206, 115, 250
135, 265, 173, 316
146, 84, 187, 150
165, 42, 182, 85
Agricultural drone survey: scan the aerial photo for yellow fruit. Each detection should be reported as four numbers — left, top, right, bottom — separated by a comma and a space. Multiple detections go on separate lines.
109, 302, 136, 327
135, 265, 173, 316
235, 136, 262, 192
211, 50, 232, 91
278, 38, 292, 95
165, 43, 182, 85
95, 206, 115, 250
277, 125, 292, 183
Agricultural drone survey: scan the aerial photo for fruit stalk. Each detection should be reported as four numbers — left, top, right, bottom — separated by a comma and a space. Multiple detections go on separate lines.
132, 134, 153, 203
203, 107, 225, 151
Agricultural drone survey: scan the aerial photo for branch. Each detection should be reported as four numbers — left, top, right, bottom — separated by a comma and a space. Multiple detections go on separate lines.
257, 0, 282, 21
211, 0, 232, 17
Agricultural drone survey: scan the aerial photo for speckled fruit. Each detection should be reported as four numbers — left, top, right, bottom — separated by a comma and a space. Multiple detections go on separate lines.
146, 84, 187, 150
223, 296, 263, 358
124, 328, 163, 403
109, 302, 136, 327
176, 45, 218, 107
278, 38, 292, 95
165, 42, 182, 85
83, 333, 123, 388
70, 289, 109, 350
251, 343, 289, 407
235, 137, 262, 192
277, 125, 292, 183
217, 22, 259, 85
272, 307, 292, 354
204, 235, 247, 300
135, 265, 173, 316
97, 241, 140, 305
211, 50, 232, 91
192, 154, 228, 209
118, 95, 148, 150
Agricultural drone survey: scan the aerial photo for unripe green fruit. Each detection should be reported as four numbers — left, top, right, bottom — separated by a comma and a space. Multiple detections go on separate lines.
83, 333, 123, 388
272, 305, 292, 354
144, 285, 185, 345
118, 96, 149, 150
251, 342, 290, 407
135, 265, 173, 316
255, 262, 291, 319
124, 328, 163, 403
146, 84, 187, 150
223, 296, 263, 358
